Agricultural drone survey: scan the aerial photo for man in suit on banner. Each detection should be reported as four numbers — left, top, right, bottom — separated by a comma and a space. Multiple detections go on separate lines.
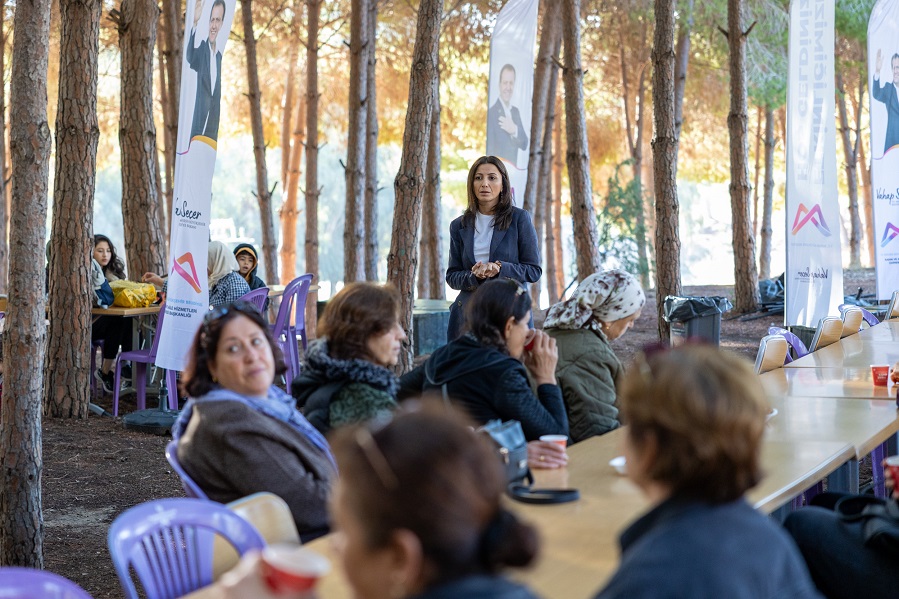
187, 0, 226, 142
873, 48, 899, 154
487, 64, 529, 164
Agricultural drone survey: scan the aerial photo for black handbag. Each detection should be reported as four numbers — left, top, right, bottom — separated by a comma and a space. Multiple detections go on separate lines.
835, 495, 899, 556
479, 419, 579, 505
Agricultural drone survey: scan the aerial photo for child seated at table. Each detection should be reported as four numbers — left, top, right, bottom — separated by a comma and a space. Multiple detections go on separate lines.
593, 344, 820, 599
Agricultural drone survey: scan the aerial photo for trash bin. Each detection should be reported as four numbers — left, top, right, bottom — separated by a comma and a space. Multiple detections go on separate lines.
662, 296, 733, 346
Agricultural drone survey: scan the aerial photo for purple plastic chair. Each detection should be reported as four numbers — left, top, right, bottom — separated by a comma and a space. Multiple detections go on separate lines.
271, 274, 314, 385
113, 303, 178, 416
767, 327, 808, 364
108, 497, 265, 599
238, 287, 269, 313
0, 567, 92, 599
165, 440, 208, 500
839, 303, 880, 328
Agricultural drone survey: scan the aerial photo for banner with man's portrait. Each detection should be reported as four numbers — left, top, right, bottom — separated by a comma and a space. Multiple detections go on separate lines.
486, 0, 539, 206
868, 0, 899, 301
784, 0, 844, 327
156, 0, 238, 372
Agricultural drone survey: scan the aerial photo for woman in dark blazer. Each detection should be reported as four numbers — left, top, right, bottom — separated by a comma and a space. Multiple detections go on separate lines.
445, 155, 541, 339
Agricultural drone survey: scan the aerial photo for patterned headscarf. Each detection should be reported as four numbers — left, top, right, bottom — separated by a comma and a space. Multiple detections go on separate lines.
543, 269, 645, 332
207, 240, 239, 287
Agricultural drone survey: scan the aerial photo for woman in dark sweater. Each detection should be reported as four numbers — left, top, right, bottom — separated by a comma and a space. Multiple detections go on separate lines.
399, 278, 567, 445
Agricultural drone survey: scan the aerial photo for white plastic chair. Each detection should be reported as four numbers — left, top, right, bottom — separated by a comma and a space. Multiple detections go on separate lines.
808, 316, 842, 352
887, 290, 899, 320
839, 306, 863, 338
754, 334, 788, 374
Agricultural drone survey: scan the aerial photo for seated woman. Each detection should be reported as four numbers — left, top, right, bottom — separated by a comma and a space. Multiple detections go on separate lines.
233, 242, 267, 290
291, 282, 405, 435
90, 234, 133, 392
594, 344, 820, 598
544, 269, 645, 443
782, 360, 899, 599
398, 278, 568, 442
173, 300, 336, 541
144, 241, 250, 309
216, 402, 542, 599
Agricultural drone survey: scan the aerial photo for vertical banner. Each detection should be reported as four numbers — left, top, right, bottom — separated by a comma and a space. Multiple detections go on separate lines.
868, 0, 899, 300
156, 0, 238, 371
784, 0, 844, 327
486, 0, 539, 206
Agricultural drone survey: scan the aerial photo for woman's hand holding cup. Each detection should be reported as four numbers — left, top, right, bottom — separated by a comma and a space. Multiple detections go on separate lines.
528, 440, 568, 469
524, 330, 558, 386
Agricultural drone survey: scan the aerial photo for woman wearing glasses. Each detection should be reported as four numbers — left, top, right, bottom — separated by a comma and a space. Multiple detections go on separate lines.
172, 301, 336, 542
399, 279, 568, 464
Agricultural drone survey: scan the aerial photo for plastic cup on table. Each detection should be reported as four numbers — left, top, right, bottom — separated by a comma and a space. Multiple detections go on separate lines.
260, 544, 330, 594
539, 434, 568, 448
871, 365, 890, 387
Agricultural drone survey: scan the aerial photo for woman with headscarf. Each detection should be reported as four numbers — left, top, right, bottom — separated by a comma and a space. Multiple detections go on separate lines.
544, 269, 645, 443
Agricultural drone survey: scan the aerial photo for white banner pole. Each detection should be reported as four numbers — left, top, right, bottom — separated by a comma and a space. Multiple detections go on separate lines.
156, 0, 238, 371
784, 0, 844, 327
486, 0, 540, 206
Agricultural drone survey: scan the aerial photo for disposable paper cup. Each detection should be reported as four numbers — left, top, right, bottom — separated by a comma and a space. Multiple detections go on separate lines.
539, 434, 568, 448
261, 544, 330, 594
884, 456, 899, 489
524, 329, 537, 352
871, 365, 890, 387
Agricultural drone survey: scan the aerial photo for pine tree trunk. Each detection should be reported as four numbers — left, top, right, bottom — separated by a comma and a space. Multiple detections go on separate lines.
363, 0, 379, 281
836, 68, 862, 270
552, 91, 564, 296
281, 0, 302, 194
618, 18, 650, 288
418, 80, 444, 300
0, 15, 8, 294
118, 0, 166, 279
561, 0, 601, 281
725, 0, 759, 313
156, 12, 172, 237
651, 0, 682, 340
672, 0, 693, 148
344, 0, 369, 283
242, 0, 278, 283
1, 0, 51, 565
752, 104, 761, 238
280, 76, 305, 284
759, 105, 774, 280
46, 0, 100, 420
522, 0, 561, 214
162, 0, 180, 233
304, 0, 321, 339
387, 0, 441, 373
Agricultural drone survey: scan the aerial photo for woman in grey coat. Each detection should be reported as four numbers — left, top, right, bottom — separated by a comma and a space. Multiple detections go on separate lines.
544, 269, 645, 443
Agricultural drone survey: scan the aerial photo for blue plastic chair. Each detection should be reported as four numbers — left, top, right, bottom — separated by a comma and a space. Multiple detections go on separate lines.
238, 287, 269, 314
271, 274, 314, 385
164, 440, 208, 500
0, 567, 92, 598
108, 497, 265, 599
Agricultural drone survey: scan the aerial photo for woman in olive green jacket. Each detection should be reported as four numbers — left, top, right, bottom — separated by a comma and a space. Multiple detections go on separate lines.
544, 270, 645, 443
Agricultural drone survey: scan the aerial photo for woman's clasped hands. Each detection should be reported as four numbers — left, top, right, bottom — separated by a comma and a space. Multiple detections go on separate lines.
472, 260, 501, 280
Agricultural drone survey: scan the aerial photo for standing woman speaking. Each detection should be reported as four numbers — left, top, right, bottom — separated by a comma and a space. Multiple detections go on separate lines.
446, 156, 541, 340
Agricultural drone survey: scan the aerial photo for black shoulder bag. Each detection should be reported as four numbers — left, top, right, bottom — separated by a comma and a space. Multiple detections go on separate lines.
835, 494, 899, 557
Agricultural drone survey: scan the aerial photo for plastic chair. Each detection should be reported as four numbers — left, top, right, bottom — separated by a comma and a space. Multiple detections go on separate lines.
108, 497, 265, 599
213, 492, 301, 578
112, 303, 178, 416
839, 306, 863, 338
808, 316, 842, 352
90, 340, 104, 397
0, 567, 92, 599
754, 334, 788, 374
767, 327, 807, 363
239, 287, 269, 313
887, 290, 899, 320
271, 274, 314, 385
165, 440, 208, 500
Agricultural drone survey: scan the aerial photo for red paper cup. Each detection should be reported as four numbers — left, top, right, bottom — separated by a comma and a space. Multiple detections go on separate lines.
261, 544, 330, 594
524, 329, 537, 352
539, 434, 568, 448
885, 456, 899, 489
871, 365, 890, 387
